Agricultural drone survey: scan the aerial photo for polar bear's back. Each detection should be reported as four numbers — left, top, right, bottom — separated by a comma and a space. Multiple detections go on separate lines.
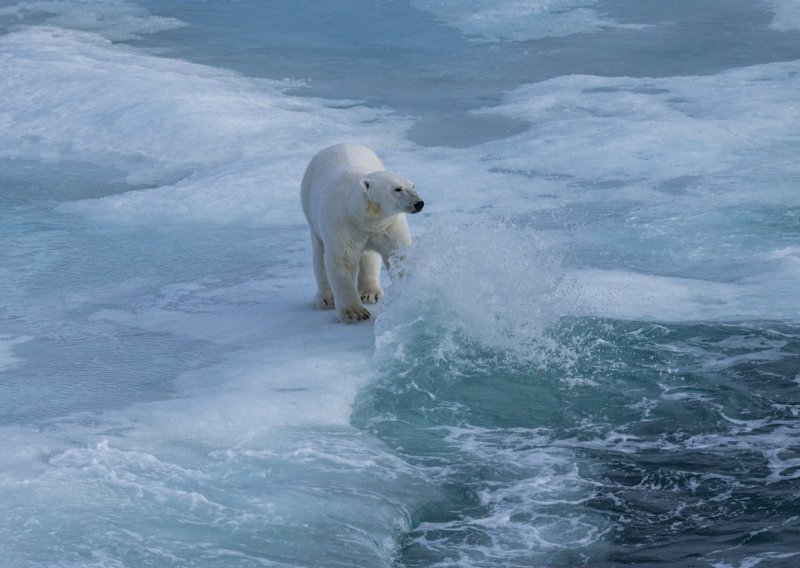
307, 144, 384, 177
301, 144, 385, 224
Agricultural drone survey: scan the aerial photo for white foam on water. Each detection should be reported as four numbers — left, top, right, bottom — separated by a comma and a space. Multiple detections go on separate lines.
441, 427, 608, 558
0, 431, 413, 564
411, 0, 636, 42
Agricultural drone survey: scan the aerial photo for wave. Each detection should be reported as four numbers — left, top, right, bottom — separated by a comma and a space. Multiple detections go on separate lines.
356, 305, 800, 565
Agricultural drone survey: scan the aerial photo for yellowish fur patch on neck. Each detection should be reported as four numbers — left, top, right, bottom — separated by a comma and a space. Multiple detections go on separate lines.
366, 200, 383, 217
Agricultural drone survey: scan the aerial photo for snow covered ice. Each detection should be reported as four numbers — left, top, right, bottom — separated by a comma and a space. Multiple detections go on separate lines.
2, 1, 800, 566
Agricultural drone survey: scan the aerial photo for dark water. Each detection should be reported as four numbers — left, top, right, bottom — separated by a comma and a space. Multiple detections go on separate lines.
355, 317, 800, 566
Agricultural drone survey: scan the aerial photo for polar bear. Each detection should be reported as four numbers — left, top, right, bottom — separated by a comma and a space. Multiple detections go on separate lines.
301, 144, 424, 323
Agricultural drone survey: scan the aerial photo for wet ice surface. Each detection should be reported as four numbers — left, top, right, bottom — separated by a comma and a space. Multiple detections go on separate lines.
1, 0, 800, 566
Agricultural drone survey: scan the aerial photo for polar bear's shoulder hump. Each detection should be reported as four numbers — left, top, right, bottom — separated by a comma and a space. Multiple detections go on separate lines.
309, 144, 384, 174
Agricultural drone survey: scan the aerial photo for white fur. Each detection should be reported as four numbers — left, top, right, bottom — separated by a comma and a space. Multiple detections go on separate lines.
301, 144, 423, 323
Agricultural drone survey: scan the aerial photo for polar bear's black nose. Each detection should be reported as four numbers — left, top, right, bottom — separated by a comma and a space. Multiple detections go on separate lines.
414, 200, 424, 212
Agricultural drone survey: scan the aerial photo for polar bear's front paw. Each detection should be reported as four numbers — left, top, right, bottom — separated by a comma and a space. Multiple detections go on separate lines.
339, 304, 371, 323
359, 287, 384, 304
316, 291, 335, 310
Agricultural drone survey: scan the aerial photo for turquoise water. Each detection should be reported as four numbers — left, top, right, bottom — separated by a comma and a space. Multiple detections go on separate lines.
357, 316, 800, 565
1, 1, 800, 566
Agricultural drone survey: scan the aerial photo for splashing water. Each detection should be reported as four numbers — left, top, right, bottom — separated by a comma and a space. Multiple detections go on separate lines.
377, 220, 584, 371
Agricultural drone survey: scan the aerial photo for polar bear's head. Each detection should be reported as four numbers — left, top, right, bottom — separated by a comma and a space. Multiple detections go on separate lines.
360, 172, 424, 217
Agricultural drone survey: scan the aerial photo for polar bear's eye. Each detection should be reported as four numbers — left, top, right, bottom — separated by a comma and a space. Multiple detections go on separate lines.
394, 187, 402, 192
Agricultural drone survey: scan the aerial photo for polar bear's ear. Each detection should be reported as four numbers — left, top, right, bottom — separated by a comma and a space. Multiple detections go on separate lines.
359, 179, 371, 191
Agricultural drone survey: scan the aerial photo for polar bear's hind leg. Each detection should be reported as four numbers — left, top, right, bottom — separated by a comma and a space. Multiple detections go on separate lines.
311, 232, 335, 309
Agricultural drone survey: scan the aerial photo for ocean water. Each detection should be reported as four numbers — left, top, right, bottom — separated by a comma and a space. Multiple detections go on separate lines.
1, 1, 799, 566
